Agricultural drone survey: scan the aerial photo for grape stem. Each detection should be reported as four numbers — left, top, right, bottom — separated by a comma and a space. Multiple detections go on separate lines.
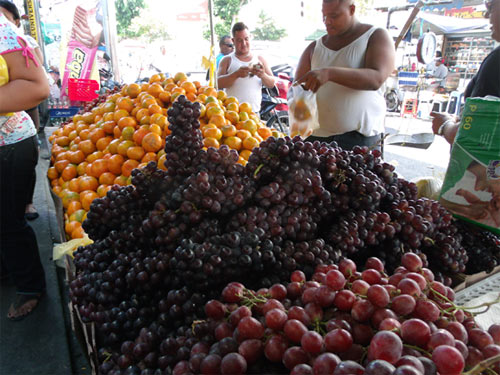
463, 353, 500, 375
430, 286, 500, 316
403, 344, 431, 358
254, 164, 264, 177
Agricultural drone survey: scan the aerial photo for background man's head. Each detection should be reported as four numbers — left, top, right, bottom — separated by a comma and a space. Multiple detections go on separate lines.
0, 1, 21, 27
435, 58, 445, 66
485, 0, 500, 41
219, 35, 233, 56
231, 22, 251, 56
322, 0, 356, 36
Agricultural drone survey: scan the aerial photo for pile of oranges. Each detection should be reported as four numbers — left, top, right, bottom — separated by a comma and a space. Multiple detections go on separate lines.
47, 72, 282, 240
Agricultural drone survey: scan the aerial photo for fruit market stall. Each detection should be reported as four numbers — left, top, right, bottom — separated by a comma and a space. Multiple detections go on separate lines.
45, 73, 500, 374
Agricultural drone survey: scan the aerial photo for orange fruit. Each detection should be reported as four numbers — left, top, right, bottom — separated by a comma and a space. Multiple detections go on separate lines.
225, 110, 239, 124
180, 81, 197, 95
81, 191, 99, 211
126, 146, 146, 161
113, 109, 129, 123
65, 220, 80, 235
242, 119, 258, 134
89, 128, 106, 144
68, 178, 81, 193
121, 126, 135, 141
203, 127, 223, 140
69, 209, 86, 223
107, 154, 125, 175
221, 124, 237, 138
99, 172, 117, 185
242, 136, 260, 150
257, 127, 273, 139
78, 139, 96, 155
149, 124, 162, 136
96, 136, 113, 151
86, 151, 104, 163
174, 72, 188, 83
62, 191, 80, 209
209, 114, 227, 128
97, 184, 112, 197
67, 150, 85, 164
126, 83, 142, 98
157, 154, 167, 170
47, 167, 58, 180
239, 112, 250, 122
239, 102, 252, 114
236, 129, 251, 140
147, 83, 164, 98
76, 162, 88, 176
89, 159, 108, 178
118, 116, 138, 130
141, 152, 157, 164
142, 132, 162, 153
158, 91, 171, 104
224, 136, 242, 151
79, 176, 99, 192
240, 149, 252, 161
121, 159, 140, 177
117, 140, 135, 157
67, 201, 83, 216
56, 136, 70, 147
102, 120, 116, 134
116, 97, 134, 112
54, 159, 70, 173
203, 137, 220, 148
132, 127, 150, 145
108, 139, 121, 154
61, 164, 78, 181
71, 225, 86, 239
113, 175, 128, 186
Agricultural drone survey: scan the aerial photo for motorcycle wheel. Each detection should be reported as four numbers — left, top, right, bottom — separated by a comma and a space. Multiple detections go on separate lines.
385, 91, 399, 112
266, 110, 289, 133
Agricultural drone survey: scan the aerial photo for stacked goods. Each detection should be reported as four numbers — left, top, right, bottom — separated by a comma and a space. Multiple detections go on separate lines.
47, 74, 280, 240
69, 96, 500, 374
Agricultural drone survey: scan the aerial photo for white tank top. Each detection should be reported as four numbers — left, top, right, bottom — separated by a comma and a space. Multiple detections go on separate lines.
311, 27, 386, 137
226, 53, 263, 112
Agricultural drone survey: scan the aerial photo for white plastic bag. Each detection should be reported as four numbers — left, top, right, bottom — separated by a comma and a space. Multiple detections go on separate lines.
287, 85, 319, 138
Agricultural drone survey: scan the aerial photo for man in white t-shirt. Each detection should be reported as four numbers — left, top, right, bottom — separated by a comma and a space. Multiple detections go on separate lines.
217, 22, 275, 113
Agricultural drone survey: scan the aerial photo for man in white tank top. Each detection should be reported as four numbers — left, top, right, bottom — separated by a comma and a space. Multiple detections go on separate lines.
294, 0, 395, 150
218, 22, 276, 113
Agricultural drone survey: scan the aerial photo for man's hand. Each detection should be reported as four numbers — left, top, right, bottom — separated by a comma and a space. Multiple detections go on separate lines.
295, 69, 330, 93
251, 64, 264, 78
234, 66, 251, 78
430, 111, 453, 134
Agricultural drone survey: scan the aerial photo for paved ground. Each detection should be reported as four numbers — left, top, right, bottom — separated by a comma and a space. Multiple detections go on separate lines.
0, 131, 88, 375
384, 113, 451, 181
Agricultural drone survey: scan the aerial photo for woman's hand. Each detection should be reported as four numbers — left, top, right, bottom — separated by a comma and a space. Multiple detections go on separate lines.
429, 111, 459, 145
295, 69, 331, 93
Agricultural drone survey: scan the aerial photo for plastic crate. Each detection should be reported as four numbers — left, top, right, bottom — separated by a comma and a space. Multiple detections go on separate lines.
455, 271, 500, 305
68, 78, 99, 101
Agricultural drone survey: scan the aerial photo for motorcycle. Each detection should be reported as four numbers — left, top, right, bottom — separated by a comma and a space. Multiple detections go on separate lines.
260, 64, 294, 134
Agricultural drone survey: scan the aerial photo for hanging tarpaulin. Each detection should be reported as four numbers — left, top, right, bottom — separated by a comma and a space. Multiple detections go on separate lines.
208, 0, 217, 88
416, 12, 490, 34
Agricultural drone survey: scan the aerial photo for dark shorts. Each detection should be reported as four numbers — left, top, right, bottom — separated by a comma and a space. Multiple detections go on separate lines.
305, 131, 382, 151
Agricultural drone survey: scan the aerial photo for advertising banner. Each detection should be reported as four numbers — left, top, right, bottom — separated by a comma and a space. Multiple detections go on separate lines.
60, 4, 103, 98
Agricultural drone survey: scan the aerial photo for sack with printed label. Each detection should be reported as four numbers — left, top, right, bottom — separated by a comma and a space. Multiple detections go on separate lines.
439, 96, 500, 234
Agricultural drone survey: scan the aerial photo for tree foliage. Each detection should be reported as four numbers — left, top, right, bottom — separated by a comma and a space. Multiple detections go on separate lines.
204, 0, 249, 41
115, 0, 146, 38
252, 11, 287, 41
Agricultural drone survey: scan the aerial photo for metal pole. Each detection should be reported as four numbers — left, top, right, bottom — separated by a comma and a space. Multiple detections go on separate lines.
208, 0, 217, 89
103, 0, 120, 82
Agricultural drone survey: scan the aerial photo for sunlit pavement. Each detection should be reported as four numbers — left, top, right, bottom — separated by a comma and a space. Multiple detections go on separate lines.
384, 113, 451, 182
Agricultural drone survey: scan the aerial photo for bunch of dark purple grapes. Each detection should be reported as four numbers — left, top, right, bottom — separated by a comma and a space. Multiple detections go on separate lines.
164, 95, 203, 179
455, 220, 500, 274
82, 184, 153, 244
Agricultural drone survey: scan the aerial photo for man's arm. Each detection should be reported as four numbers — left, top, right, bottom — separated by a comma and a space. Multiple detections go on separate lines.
0, 50, 50, 113
217, 55, 251, 89
296, 29, 395, 92
294, 41, 315, 85
255, 56, 276, 88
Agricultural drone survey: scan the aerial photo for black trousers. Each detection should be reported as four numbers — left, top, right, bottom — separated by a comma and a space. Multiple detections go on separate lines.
0, 136, 45, 294
305, 131, 382, 151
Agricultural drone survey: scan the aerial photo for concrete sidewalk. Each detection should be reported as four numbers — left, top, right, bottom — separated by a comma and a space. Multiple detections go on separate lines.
0, 132, 88, 375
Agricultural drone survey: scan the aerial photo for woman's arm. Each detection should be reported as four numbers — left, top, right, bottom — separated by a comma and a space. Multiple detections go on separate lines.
0, 49, 49, 113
